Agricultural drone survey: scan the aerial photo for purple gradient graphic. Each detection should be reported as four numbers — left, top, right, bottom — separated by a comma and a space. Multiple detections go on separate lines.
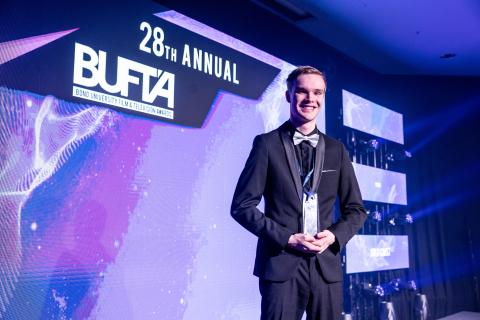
0, 87, 108, 317
0, 28, 78, 65
0, 83, 297, 318
0, 87, 154, 318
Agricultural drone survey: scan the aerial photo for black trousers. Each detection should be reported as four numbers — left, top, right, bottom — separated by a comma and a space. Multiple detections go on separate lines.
259, 256, 342, 320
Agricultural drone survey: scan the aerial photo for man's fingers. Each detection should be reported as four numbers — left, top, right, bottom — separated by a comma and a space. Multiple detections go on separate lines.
315, 231, 328, 239
310, 236, 333, 253
302, 241, 321, 252
312, 238, 327, 247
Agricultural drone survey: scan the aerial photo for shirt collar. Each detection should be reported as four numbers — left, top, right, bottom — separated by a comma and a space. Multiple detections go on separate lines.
287, 120, 318, 137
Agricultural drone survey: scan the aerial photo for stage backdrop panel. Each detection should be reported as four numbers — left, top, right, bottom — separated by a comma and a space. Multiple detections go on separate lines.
0, 1, 325, 319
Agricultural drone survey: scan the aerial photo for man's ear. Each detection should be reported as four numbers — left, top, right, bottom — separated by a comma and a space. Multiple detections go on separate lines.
285, 90, 291, 103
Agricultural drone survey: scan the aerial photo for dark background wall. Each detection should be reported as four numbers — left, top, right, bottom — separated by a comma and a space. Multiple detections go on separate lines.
157, 1, 480, 317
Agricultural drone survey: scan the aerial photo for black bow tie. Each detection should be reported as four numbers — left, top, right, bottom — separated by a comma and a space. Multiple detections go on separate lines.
293, 131, 319, 147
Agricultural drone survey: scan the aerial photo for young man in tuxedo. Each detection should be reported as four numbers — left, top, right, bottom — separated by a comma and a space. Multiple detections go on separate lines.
231, 66, 367, 319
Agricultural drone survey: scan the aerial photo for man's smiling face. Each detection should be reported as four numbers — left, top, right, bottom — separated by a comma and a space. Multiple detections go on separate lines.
286, 73, 326, 126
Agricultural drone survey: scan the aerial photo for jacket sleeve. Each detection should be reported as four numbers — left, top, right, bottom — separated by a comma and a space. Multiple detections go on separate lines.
327, 144, 367, 250
231, 135, 293, 249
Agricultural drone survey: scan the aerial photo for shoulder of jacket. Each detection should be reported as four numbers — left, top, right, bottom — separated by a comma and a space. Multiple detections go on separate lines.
254, 126, 282, 141
322, 133, 346, 151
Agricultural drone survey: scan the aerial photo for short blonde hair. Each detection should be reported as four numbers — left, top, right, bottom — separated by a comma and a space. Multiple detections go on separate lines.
286, 66, 327, 91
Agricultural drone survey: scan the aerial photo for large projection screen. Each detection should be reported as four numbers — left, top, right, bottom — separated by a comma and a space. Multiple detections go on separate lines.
0, 1, 326, 319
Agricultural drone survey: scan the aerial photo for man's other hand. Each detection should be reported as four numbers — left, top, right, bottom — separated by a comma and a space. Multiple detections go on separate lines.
312, 230, 335, 253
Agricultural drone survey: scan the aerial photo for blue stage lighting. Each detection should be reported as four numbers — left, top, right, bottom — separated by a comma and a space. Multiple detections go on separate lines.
405, 214, 413, 224
386, 150, 412, 162
362, 139, 380, 150
406, 280, 417, 291
374, 285, 385, 297
387, 213, 414, 226
373, 210, 382, 221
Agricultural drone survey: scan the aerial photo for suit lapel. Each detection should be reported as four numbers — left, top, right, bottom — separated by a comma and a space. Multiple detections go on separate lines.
280, 126, 303, 202
312, 133, 325, 192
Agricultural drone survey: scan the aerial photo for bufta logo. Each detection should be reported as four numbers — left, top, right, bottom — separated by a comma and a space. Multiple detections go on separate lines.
72, 42, 175, 120
66, 17, 280, 127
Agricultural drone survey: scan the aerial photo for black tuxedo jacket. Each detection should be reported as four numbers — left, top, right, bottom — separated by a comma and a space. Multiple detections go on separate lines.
231, 121, 366, 282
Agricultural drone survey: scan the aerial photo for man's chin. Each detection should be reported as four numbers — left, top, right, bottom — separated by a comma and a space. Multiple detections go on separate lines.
298, 116, 317, 124
299, 110, 318, 119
